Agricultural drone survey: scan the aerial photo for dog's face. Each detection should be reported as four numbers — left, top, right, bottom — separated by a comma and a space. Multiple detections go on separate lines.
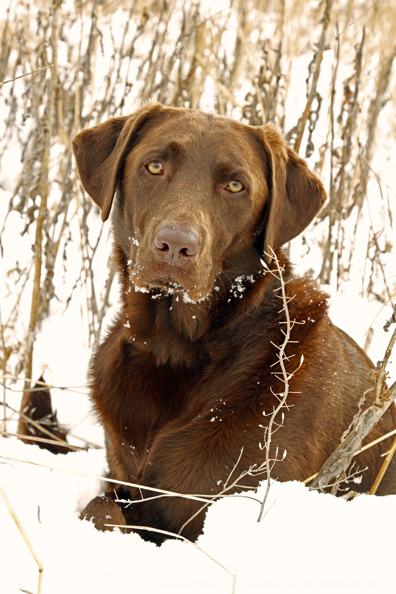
115, 111, 270, 301
73, 103, 326, 301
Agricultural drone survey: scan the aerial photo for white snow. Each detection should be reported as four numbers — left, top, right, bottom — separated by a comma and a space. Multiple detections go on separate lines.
1, 437, 396, 593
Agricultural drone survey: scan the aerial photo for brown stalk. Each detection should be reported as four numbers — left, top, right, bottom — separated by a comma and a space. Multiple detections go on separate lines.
20, 1, 62, 423
0, 454, 213, 505
304, 427, 396, 485
0, 485, 43, 594
319, 28, 365, 285
292, 0, 333, 154
1, 430, 85, 452
369, 433, 396, 495
309, 323, 396, 494
352, 46, 396, 210
0, 64, 54, 87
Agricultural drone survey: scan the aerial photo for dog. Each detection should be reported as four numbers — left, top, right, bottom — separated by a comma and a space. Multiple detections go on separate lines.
70, 102, 396, 542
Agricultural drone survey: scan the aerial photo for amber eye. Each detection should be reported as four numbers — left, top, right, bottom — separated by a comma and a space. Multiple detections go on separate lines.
147, 161, 164, 175
227, 180, 244, 193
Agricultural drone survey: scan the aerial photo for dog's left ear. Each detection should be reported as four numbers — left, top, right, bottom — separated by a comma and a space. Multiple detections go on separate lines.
257, 123, 326, 257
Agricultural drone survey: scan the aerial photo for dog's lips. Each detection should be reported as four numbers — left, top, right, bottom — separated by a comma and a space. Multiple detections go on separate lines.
131, 261, 210, 300
149, 275, 185, 292
148, 263, 189, 285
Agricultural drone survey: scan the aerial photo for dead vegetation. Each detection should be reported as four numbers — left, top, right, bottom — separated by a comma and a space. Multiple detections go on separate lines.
0, 0, 396, 497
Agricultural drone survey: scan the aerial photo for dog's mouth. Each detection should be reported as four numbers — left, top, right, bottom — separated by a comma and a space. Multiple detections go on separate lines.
148, 263, 191, 288
130, 262, 211, 302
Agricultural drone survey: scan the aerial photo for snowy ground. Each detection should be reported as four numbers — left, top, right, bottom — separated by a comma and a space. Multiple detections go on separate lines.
1, 438, 396, 594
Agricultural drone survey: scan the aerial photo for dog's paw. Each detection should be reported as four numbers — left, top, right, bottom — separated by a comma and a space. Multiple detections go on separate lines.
80, 496, 126, 532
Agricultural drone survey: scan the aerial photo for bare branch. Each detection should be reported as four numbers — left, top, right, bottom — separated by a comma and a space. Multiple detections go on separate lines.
0, 64, 53, 87
291, 0, 333, 153
257, 250, 302, 521
309, 322, 396, 493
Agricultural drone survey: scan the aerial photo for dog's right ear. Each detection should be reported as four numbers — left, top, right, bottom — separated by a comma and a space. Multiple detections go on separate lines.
72, 102, 165, 221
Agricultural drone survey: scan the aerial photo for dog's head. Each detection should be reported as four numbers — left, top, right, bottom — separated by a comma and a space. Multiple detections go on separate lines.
73, 102, 326, 301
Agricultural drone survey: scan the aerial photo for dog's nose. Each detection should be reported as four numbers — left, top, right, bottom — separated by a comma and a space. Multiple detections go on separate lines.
154, 225, 199, 266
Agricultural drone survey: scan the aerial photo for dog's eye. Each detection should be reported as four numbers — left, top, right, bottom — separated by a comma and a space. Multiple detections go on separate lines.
147, 161, 164, 175
227, 181, 244, 193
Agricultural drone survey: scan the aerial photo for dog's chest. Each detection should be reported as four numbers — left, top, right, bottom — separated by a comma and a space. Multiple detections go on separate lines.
96, 325, 278, 461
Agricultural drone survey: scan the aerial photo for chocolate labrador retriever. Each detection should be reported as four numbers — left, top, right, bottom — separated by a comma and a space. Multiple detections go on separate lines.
70, 102, 396, 542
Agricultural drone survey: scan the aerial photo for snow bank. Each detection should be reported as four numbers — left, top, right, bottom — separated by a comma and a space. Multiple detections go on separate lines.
1, 437, 395, 594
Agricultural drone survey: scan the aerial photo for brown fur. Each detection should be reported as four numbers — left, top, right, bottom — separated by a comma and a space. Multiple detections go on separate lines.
71, 103, 396, 543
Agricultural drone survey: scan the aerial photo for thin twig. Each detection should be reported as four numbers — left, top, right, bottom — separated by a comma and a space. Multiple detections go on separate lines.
0, 374, 89, 395
0, 64, 53, 87
257, 250, 303, 521
0, 485, 43, 594
0, 431, 85, 451
293, 0, 333, 153
0, 455, 214, 505
5, 402, 72, 447
374, 325, 396, 406
308, 383, 396, 493
20, 0, 62, 425
303, 427, 396, 484
369, 433, 396, 495
105, 523, 236, 582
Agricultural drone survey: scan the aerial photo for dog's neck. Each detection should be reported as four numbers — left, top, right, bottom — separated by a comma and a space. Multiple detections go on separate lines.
115, 248, 290, 367
119, 288, 210, 367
